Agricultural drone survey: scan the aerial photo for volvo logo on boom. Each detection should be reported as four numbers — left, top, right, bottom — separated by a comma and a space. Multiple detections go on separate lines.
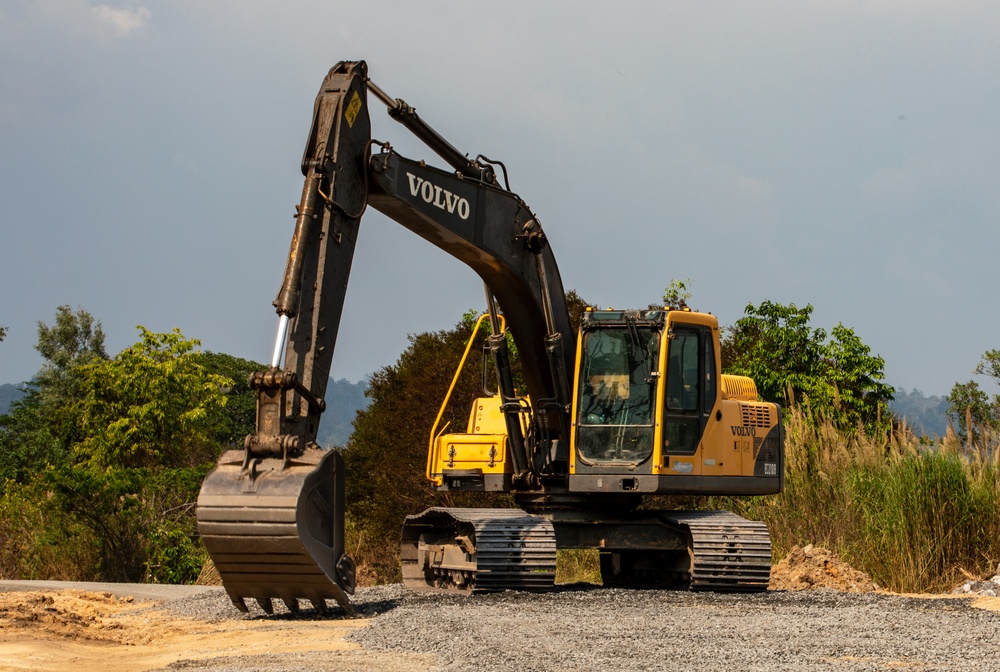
406, 172, 471, 220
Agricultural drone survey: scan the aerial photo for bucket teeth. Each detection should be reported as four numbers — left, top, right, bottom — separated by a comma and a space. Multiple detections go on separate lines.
282, 598, 300, 614
231, 596, 249, 613
256, 597, 274, 615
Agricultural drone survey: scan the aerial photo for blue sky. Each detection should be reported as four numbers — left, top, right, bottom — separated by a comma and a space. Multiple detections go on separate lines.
2, 1, 998, 397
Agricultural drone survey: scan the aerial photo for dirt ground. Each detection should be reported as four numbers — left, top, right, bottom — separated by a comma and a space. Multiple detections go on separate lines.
0, 589, 383, 672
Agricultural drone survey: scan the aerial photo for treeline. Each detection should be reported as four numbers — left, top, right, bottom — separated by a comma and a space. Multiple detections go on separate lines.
3, 290, 1000, 592
0, 307, 264, 582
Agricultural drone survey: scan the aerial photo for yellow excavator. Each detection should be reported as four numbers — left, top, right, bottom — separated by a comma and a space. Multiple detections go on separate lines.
196, 61, 783, 614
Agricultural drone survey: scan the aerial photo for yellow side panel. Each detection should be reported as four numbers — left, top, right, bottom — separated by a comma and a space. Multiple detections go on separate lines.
466, 396, 509, 435
697, 399, 778, 477
429, 434, 507, 483
699, 400, 748, 476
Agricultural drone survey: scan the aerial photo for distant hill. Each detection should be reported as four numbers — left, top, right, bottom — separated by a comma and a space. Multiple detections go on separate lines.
0, 383, 27, 415
316, 378, 369, 447
889, 388, 950, 438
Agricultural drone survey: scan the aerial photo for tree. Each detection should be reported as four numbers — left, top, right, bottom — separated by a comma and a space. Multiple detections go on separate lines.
974, 350, 1000, 381
59, 328, 231, 582
723, 300, 893, 431
0, 326, 6, 342
0, 306, 109, 485
947, 350, 1000, 444
659, 278, 692, 310
72, 327, 229, 470
192, 351, 265, 448
0, 317, 235, 583
34, 305, 108, 411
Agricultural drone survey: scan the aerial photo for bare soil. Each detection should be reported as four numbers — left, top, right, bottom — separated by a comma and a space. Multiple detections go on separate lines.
0, 588, 424, 672
768, 544, 879, 592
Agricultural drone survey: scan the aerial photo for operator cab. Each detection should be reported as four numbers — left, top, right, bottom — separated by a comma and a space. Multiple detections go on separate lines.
570, 308, 722, 479
574, 309, 664, 467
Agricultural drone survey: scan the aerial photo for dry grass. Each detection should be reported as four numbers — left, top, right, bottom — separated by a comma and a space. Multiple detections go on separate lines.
722, 407, 1000, 593
556, 549, 601, 585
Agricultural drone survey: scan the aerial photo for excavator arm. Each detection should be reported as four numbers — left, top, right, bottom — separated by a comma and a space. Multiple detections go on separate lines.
197, 61, 574, 613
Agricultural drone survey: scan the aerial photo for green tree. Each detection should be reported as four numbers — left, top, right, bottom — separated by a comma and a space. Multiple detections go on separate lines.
72, 328, 229, 470
0, 388, 64, 486
723, 301, 893, 431
947, 350, 1000, 444
974, 349, 1000, 381
660, 278, 692, 310
0, 319, 233, 583
192, 351, 265, 448
0, 306, 109, 486
35, 305, 107, 372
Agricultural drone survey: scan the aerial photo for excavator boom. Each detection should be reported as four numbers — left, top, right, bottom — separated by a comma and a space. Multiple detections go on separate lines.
197, 61, 576, 613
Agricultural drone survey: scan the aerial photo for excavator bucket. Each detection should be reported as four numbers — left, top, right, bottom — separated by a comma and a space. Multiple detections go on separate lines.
196, 447, 355, 614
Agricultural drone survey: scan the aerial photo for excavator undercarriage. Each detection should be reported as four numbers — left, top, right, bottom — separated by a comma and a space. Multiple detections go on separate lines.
400, 506, 771, 594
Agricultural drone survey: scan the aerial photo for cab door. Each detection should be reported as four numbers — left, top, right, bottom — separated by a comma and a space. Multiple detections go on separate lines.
662, 324, 717, 459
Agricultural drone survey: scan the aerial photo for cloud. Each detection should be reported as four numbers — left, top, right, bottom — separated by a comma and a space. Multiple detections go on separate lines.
91, 5, 150, 38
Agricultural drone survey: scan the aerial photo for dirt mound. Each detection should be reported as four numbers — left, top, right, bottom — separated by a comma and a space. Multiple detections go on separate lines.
769, 544, 877, 593
0, 590, 150, 644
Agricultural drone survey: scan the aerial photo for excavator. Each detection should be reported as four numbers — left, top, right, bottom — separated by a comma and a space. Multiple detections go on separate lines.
196, 61, 784, 614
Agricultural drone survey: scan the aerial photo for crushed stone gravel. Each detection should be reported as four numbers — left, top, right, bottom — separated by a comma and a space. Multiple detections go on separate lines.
151, 583, 1000, 671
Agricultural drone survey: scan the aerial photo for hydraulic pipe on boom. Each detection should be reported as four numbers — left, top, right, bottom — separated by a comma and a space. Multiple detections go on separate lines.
366, 79, 494, 183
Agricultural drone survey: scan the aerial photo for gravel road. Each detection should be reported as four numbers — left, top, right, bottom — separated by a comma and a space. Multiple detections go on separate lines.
143, 583, 1000, 672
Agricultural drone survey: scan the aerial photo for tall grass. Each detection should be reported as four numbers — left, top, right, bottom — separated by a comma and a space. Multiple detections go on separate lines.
724, 407, 1000, 593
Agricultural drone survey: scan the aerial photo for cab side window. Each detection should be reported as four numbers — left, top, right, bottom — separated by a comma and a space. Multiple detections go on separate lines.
703, 332, 716, 411
663, 325, 717, 457
666, 330, 699, 411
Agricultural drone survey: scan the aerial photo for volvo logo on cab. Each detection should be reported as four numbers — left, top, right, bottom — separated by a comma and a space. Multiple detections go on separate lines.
406, 172, 471, 220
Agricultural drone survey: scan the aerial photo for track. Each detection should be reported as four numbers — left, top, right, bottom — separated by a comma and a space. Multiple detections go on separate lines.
400, 507, 557, 593
667, 510, 772, 591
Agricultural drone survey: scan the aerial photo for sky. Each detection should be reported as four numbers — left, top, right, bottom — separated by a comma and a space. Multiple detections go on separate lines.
1, 1, 998, 397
